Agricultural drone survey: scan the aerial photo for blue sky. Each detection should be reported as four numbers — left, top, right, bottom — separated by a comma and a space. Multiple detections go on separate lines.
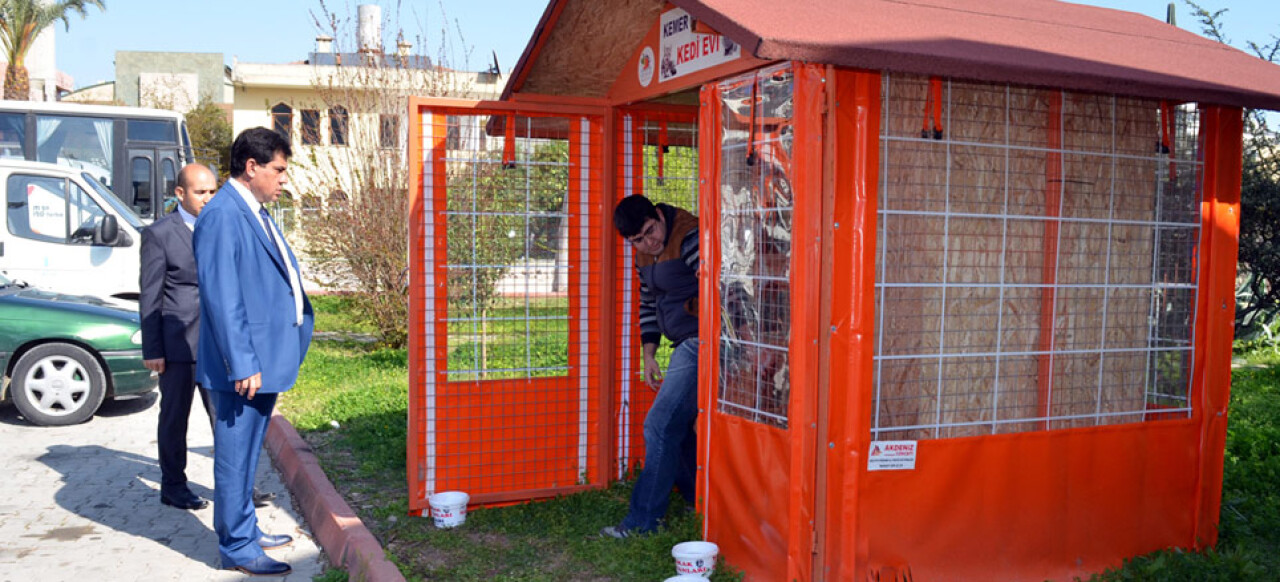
54, 0, 1277, 90
54, 1, 548, 87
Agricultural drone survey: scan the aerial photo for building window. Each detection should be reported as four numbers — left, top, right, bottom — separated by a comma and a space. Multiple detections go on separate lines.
329, 189, 349, 210
446, 115, 461, 149
300, 109, 321, 145
302, 194, 321, 212
271, 103, 293, 142
329, 106, 348, 146
380, 114, 400, 149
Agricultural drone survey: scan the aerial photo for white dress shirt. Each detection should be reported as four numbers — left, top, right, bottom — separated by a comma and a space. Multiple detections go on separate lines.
177, 205, 197, 231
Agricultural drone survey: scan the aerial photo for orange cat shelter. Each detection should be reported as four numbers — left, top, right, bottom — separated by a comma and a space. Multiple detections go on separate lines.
406, 1, 1280, 580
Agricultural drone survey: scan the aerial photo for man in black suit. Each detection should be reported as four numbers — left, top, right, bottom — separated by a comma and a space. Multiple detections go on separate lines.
140, 163, 219, 511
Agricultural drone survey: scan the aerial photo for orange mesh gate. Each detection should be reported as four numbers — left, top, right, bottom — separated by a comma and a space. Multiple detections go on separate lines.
407, 99, 608, 511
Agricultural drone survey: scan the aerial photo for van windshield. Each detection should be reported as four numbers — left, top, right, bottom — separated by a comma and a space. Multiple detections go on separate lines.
82, 172, 146, 230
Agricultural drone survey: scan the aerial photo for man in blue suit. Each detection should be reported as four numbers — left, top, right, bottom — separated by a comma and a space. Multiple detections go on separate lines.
194, 127, 313, 577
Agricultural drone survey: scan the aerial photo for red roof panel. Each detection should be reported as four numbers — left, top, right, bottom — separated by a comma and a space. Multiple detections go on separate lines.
673, 0, 1280, 109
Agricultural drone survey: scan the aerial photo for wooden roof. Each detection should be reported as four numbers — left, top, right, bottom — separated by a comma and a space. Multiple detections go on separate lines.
506, 0, 665, 99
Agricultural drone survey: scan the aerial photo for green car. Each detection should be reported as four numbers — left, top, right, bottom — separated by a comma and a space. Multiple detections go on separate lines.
0, 272, 156, 426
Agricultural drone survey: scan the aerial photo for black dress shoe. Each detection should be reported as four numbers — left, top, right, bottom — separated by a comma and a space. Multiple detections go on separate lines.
160, 490, 209, 511
253, 490, 276, 508
225, 554, 291, 576
259, 533, 294, 550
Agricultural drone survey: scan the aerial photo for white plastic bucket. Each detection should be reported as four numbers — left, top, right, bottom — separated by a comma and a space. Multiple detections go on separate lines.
663, 576, 709, 582
672, 540, 719, 578
428, 491, 469, 528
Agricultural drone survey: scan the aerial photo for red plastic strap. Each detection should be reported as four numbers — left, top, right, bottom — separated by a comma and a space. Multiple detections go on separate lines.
920, 77, 944, 139
747, 79, 758, 165
1161, 101, 1177, 181
931, 78, 944, 135
503, 114, 516, 168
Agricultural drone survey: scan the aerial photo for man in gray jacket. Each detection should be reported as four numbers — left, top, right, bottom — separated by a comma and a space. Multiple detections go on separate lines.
602, 194, 701, 538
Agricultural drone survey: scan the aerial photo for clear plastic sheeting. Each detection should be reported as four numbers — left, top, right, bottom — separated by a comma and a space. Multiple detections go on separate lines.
716, 64, 795, 428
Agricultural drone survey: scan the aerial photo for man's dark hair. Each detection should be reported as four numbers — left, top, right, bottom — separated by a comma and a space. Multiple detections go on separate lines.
613, 195, 659, 238
230, 127, 292, 178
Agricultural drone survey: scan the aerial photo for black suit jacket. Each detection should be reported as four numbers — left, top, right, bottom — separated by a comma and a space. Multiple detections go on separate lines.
139, 211, 200, 363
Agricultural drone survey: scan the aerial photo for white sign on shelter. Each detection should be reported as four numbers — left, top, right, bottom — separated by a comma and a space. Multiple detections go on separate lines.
868, 440, 918, 471
658, 7, 741, 83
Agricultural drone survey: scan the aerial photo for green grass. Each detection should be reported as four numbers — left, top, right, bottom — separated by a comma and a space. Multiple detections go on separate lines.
279, 340, 408, 485
311, 294, 378, 335
445, 299, 570, 380
382, 483, 740, 581
282, 299, 740, 581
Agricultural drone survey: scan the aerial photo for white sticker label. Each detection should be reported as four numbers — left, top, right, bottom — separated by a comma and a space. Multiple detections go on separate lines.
637, 46, 655, 87
868, 440, 917, 471
27, 183, 67, 238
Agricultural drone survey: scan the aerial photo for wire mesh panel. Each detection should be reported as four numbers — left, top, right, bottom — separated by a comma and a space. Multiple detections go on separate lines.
412, 107, 604, 507
613, 109, 699, 478
873, 75, 1203, 440
716, 64, 795, 429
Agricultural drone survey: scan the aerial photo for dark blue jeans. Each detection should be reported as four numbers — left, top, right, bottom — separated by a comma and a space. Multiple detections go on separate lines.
621, 339, 699, 533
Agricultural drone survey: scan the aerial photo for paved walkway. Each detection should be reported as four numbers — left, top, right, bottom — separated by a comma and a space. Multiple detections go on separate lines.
0, 391, 325, 582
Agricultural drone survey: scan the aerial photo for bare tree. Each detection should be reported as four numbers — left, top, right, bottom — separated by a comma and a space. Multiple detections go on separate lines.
296, 0, 478, 347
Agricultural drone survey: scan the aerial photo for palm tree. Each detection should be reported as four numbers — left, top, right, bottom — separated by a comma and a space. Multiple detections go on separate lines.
0, 0, 104, 100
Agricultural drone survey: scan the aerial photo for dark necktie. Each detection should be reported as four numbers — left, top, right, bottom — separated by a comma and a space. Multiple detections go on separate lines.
259, 207, 284, 264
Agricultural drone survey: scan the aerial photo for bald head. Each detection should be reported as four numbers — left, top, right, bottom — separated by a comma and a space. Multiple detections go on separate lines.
175, 164, 218, 216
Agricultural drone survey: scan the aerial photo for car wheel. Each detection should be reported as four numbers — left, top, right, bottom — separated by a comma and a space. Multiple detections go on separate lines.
10, 343, 107, 426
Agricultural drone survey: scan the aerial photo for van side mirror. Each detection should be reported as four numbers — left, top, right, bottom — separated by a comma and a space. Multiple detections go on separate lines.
94, 214, 120, 246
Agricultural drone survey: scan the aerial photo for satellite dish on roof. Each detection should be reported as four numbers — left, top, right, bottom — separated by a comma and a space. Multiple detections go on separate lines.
488, 51, 502, 77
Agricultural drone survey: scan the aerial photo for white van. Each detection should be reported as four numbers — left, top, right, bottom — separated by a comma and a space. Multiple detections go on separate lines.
0, 159, 144, 299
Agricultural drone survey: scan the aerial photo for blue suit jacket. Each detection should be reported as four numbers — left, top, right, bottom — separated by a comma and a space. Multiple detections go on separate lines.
193, 181, 313, 393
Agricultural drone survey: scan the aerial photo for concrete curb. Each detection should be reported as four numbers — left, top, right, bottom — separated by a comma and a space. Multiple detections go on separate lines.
266, 411, 406, 582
